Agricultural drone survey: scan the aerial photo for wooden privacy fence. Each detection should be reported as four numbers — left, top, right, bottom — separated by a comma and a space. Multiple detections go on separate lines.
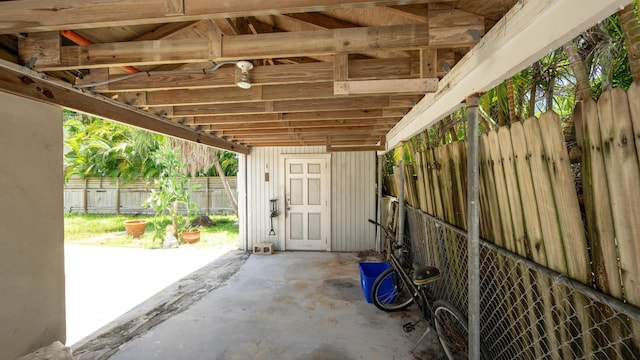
385, 83, 640, 357
64, 176, 237, 215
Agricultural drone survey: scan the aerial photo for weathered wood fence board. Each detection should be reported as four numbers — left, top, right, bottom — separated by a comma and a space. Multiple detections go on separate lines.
399, 84, 640, 358
598, 88, 640, 310
540, 112, 590, 284
64, 176, 237, 215
522, 117, 569, 275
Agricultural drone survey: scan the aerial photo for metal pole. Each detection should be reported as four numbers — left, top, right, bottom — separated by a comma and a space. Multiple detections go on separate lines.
397, 143, 405, 246
466, 95, 480, 360
376, 154, 383, 252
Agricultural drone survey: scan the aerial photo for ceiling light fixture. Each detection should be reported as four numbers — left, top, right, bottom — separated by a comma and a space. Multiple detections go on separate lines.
236, 61, 254, 89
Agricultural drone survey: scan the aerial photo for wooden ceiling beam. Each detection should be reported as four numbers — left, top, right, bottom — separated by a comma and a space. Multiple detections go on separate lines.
0, 0, 454, 34
191, 109, 403, 125
78, 57, 420, 92
214, 125, 388, 136
0, 59, 248, 154
135, 82, 427, 107
334, 78, 438, 95
205, 118, 396, 131
26, 24, 478, 71
133, 21, 201, 41
282, 13, 357, 30
224, 133, 383, 143
222, 135, 386, 146
171, 95, 418, 117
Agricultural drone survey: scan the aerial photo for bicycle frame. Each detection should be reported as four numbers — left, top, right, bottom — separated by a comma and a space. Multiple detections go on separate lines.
369, 219, 433, 322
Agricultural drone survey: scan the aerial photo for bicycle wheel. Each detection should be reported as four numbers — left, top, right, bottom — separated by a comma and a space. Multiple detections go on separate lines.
433, 300, 490, 360
371, 267, 414, 312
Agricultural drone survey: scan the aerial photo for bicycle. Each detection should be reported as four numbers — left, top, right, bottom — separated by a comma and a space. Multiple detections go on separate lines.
368, 219, 489, 360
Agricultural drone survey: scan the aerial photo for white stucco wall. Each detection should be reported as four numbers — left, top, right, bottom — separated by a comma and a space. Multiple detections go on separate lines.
243, 146, 377, 252
0, 92, 65, 359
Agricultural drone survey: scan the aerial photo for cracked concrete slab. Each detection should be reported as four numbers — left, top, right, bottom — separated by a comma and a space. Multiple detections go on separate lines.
85, 251, 446, 360
72, 250, 249, 360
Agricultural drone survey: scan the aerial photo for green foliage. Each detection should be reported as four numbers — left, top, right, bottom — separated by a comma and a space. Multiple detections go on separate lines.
63, 110, 239, 182
142, 146, 199, 244
64, 213, 239, 249
203, 151, 239, 176
582, 15, 633, 98
63, 111, 164, 183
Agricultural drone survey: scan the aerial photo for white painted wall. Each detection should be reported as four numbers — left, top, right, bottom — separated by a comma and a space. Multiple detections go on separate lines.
244, 147, 376, 252
0, 92, 65, 359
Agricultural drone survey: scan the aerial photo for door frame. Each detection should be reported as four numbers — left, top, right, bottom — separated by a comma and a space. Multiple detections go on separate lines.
278, 153, 331, 252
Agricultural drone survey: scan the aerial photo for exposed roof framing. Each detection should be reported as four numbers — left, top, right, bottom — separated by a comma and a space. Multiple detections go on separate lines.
0, 0, 627, 152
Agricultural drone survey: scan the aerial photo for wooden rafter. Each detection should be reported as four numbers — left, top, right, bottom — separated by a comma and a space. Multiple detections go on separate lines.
78, 57, 421, 92
170, 95, 419, 117
0, 59, 249, 154
25, 24, 479, 71
0, 0, 454, 34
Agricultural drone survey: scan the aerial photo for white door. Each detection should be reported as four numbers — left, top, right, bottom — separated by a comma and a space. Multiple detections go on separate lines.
285, 157, 330, 251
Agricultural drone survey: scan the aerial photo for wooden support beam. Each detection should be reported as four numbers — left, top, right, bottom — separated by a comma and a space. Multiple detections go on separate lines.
192, 109, 402, 124
18, 32, 60, 66
326, 144, 385, 152
333, 54, 349, 82
387, 0, 629, 150
215, 125, 388, 136
171, 95, 418, 117
334, 78, 438, 95
204, 118, 394, 131
420, 48, 438, 78
0, 59, 248, 154
78, 57, 420, 92
0, 0, 451, 34
284, 13, 356, 30
27, 24, 475, 71
224, 134, 382, 144
140, 81, 426, 107
327, 135, 385, 152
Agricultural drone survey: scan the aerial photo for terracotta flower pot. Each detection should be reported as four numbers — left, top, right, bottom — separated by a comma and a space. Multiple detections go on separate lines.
123, 220, 147, 238
181, 229, 200, 244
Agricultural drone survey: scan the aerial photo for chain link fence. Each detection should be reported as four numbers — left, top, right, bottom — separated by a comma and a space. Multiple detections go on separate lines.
405, 206, 640, 359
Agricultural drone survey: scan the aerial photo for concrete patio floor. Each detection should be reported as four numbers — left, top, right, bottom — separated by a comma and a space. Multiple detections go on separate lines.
73, 251, 445, 360
65, 244, 232, 346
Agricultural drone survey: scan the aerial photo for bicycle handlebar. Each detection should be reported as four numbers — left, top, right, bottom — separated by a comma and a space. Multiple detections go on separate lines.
368, 219, 393, 243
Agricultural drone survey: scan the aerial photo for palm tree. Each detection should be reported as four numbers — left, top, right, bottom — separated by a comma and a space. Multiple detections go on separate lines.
618, 1, 640, 81
171, 138, 239, 216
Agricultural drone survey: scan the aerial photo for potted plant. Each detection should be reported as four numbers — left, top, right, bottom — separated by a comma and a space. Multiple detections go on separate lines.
142, 146, 198, 246
123, 219, 147, 238
181, 226, 200, 244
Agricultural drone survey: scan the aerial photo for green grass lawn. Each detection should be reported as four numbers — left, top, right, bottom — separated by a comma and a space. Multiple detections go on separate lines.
64, 213, 240, 249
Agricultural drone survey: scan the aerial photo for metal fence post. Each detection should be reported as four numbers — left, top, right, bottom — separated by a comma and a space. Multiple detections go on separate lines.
397, 143, 405, 246
376, 154, 383, 252
466, 95, 480, 359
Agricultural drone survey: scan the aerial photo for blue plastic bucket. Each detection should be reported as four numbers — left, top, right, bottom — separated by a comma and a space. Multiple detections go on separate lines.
359, 262, 392, 303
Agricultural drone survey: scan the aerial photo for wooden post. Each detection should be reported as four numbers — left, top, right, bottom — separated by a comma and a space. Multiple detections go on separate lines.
205, 177, 210, 216
397, 142, 405, 246
83, 178, 88, 214
115, 178, 120, 215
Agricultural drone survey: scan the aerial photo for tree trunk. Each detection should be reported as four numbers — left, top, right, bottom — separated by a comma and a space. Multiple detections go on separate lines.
528, 62, 540, 118
212, 150, 238, 216
506, 77, 517, 123
619, 2, 640, 81
564, 39, 593, 102
546, 68, 556, 112
172, 200, 178, 237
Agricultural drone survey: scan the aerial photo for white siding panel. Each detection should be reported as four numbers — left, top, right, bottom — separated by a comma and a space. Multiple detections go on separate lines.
247, 146, 324, 250
331, 152, 377, 251
246, 147, 376, 252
